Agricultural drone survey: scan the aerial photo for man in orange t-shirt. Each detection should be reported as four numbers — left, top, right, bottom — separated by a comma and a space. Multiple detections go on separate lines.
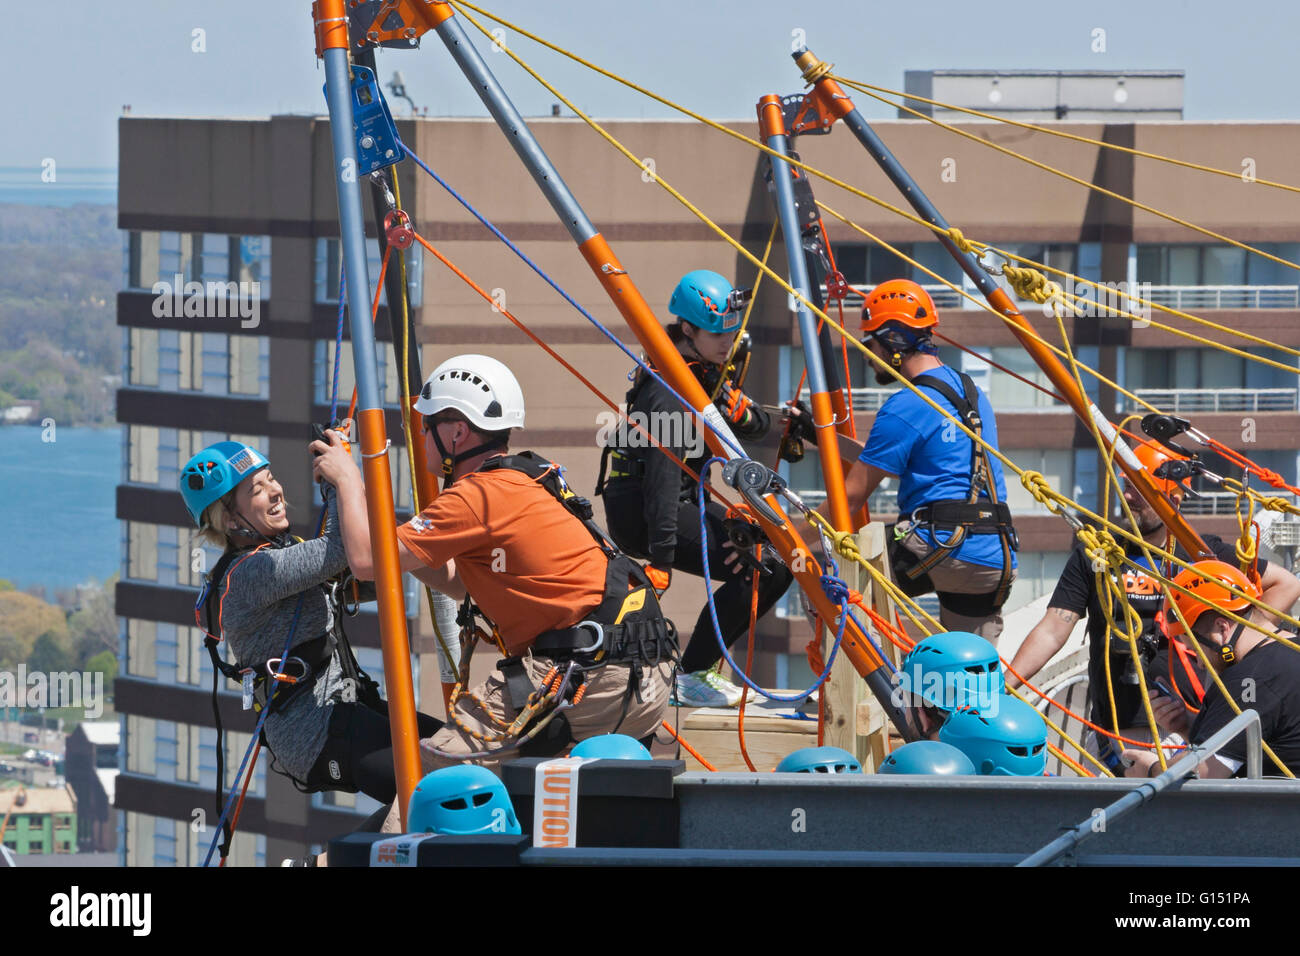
313, 354, 675, 775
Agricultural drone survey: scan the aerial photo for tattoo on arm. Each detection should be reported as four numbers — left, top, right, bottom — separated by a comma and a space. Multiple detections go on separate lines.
1051, 608, 1080, 626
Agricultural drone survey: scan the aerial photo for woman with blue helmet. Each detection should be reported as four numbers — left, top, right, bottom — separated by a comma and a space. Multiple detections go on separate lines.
597, 270, 792, 708
181, 437, 440, 819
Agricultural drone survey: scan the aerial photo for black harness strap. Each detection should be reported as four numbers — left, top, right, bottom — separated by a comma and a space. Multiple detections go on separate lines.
904, 371, 1017, 607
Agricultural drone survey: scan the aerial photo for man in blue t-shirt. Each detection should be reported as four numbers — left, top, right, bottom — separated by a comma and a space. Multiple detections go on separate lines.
837, 279, 1018, 642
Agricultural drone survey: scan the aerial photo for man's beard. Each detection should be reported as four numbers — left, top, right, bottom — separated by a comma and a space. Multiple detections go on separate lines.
873, 364, 896, 386
1135, 507, 1164, 536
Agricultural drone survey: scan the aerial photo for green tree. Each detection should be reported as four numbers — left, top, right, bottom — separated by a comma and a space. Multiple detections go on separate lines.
85, 651, 118, 692
0, 591, 68, 669
28, 631, 72, 673
67, 580, 116, 667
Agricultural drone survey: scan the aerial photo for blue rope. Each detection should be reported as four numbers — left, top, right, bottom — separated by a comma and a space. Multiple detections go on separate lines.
329, 266, 347, 424
694, 458, 848, 703
396, 139, 745, 460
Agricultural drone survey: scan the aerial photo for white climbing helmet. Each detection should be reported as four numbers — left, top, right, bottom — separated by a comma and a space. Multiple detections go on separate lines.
415, 354, 526, 431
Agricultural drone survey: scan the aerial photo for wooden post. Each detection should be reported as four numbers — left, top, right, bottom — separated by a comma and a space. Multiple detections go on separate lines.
822, 530, 867, 763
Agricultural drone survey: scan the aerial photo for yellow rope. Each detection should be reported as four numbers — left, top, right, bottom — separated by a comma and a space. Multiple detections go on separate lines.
833, 74, 1300, 276
456, 0, 1300, 386
831, 75, 1300, 195
449, 1, 1300, 647
391, 174, 460, 671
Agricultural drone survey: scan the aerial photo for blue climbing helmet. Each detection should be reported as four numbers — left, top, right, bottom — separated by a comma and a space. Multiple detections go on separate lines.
179, 441, 270, 525
898, 631, 1004, 713
406, 765, 521, 835
878, 740, 976, 776
938, 695, 1048, 777
570, 734, 653, 761
668, 269, 748, 334
775, 746, 862, 774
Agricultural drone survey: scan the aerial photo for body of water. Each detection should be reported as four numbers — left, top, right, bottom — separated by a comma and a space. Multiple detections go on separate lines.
0, 426, 120, 595
0, 166, 116, 207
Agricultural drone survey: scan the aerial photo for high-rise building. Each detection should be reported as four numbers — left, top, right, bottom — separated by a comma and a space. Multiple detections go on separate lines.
115, 106, 1300, 859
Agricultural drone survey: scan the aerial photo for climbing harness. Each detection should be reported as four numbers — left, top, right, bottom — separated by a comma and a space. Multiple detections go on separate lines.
431, 452, 678, 758
890, 370, 1018, 608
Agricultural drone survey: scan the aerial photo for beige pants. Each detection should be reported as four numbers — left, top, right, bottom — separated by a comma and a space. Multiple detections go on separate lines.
382, 654, 672, 832
897, 528, 1015, 644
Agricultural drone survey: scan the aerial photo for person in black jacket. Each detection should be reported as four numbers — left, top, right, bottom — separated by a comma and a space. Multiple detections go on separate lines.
598, 269, 792, 707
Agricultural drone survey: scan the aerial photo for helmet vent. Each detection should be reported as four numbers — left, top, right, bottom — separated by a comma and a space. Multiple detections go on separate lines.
472, 792, 492, 807
484, 400, 502, 418
440, 797, 468, 810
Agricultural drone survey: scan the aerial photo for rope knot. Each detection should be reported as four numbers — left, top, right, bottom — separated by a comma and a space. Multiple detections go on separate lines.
945, 227, 979, 255
1020, 470, 1056, 507
820, 574, 850, 606
1003, 264, 1064, 306
1077, 526, 1124, 572
829, 529, 862, 564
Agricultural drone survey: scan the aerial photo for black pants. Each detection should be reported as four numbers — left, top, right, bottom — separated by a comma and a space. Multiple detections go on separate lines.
604, 485, 793, 674
303, 701, 441, 806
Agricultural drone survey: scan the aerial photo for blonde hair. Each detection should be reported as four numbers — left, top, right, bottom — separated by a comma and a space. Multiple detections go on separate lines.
196, 494, 237, 552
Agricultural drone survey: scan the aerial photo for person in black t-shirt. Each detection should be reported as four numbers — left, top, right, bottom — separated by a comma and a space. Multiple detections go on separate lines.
1124, 560, 1300, 778
1007, 440, 1300, 763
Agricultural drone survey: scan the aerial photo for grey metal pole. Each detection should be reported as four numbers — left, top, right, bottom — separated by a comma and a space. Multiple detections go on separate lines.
765, 131, 831, 397
322, 48, 386, 409
1018, 708, 1263, 867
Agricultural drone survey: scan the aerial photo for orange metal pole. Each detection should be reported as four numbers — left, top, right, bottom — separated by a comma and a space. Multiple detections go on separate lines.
317, 0, 423, 828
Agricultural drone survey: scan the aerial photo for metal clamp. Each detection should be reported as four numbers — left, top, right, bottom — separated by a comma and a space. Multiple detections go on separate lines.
384, 209, 414, 249
266, 656, 311, 685
569, 621, 605, 655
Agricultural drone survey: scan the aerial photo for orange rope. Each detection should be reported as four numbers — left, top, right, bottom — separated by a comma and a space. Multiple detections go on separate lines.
1048, 741, 1093, 777
736, 559, 761, 772
660, 721, 716, 771
219, 740, 261, 868
410, 229, 737, 509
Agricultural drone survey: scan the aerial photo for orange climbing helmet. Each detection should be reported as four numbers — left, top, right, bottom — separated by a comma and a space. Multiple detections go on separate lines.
861, 279, 938, 335
1132, 438, 1188, 499
1165, 560, 1261, 638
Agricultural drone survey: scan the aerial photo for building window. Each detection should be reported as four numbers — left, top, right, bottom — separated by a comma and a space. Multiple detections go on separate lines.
126, 619, 157, 680
1135, 243, 1300, 286
125, 231, 162, 290
126, 522, 159, 582
315, 339, 400, 406
128, 425, 160, 484
233, 236, 271, 298
314, 238, 388, 305
176, 626, 204, 686
129, 328, 160, 387
228, 335, 265, 397
126, 716, 157, 775
178, 332, 205, 391
177, 723, 200, 785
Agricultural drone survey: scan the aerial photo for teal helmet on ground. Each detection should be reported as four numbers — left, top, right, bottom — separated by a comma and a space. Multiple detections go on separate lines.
406, 765, 521, 835
878, 740, 976, 775
939, 696, 1048, 777
775, 746, 862, 774
898, 630, 1004, 713
179, 441, 270, 525
668, 269, 747, 334
571, 734, 652, 761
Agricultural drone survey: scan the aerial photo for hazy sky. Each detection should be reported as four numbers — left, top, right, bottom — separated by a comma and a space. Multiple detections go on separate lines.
7, 0, 1299, 169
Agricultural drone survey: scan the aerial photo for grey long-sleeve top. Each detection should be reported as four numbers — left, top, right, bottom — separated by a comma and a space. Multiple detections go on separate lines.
213, 484, 351, 782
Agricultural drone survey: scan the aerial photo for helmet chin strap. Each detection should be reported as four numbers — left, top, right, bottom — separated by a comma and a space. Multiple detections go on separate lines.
430, 425, 506, 488
229, 507, 283, 547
